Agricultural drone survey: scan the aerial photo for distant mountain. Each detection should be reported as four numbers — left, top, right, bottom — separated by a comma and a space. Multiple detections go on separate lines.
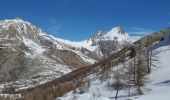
55, 27, 133, 58
0, 18, 133, 90
90, 27, 133, 57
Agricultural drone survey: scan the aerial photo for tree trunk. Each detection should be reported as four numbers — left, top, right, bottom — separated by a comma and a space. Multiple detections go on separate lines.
128, 85, 131, 98
149, 47, 152, 73
133, 58, 137, 85
147, 49, 151, 73
115, 88, 119, 100
137, 86, 143, 95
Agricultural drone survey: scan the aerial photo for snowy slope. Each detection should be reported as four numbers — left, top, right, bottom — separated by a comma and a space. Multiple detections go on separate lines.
103, 27, 133, 42
42, 35, 98, 64
132, 33, 170, 100
132, 45, 170, 100
59, 33, 170, 100
49, 36, 97, 51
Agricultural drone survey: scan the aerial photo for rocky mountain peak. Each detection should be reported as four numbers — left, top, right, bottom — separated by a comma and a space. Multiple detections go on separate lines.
0, 18, 45, 45
14, 17, 23, 21
103, 27, 131, 41
0, 18, 30, 26
0, 18, 39, 34
90, 31, 106, 42
88, 27, 133, 57
91, 27, 132, 43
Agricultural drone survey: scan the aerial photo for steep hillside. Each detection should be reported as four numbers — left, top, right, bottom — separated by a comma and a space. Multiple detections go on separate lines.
0, 18, 95, 90
0, 18, 132, 92
59, 45, 170, 100
59, 31, 170, 100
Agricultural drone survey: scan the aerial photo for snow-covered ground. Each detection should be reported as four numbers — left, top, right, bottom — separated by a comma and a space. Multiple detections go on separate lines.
132, 45, 170, 100
59, 36, 170, 100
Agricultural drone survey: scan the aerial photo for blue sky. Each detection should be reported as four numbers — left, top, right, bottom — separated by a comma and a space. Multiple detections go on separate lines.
0, 0, 169, 41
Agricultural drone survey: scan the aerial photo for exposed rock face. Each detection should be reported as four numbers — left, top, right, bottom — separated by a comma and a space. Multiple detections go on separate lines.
48, 46, 87, 68
0, 18, 95, 82
87, 27, 133, 58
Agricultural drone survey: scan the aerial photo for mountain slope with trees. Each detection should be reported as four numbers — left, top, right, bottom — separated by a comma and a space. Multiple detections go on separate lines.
3, 28, 167, 100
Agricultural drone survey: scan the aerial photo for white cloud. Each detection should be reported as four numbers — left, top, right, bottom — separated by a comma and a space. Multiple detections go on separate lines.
129, 27, 155, 36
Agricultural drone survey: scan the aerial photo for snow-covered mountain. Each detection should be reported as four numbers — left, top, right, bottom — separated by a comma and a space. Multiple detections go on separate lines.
90, 27, 133, 57
0, 18, 96, 90
91, 27, 132, 42
0, 18, 133, 91
54, 27, 133, 58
